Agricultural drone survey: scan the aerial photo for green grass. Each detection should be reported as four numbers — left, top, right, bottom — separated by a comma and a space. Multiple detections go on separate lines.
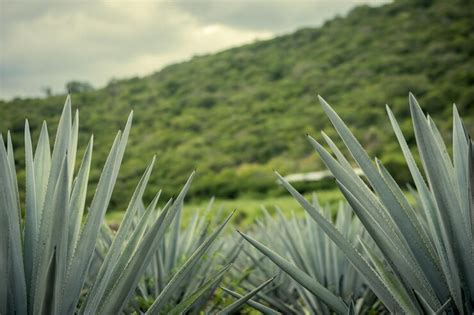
105, 186, 419, 230
105, 189, 344, 227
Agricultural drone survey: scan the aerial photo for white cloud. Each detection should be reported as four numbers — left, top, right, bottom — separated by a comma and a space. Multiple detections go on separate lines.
0, 0, 388, 99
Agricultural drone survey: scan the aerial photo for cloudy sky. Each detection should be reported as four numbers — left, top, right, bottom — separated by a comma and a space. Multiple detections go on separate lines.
0, 0, 388, 100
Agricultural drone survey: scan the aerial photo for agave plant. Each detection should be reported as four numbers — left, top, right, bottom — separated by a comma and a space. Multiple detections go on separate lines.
92, 198, 242, 313
236, 200, 381, 314
0, 96, 234, 314
242, 93, 473, 314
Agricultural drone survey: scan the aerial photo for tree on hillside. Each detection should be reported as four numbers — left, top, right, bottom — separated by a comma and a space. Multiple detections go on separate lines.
66, 80, 94, 94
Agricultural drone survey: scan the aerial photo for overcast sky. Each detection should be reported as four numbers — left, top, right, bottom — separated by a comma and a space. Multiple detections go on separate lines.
0, 0, 388, 100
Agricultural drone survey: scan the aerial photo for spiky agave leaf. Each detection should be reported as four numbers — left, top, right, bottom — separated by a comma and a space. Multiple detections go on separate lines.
216, 277, 276, 314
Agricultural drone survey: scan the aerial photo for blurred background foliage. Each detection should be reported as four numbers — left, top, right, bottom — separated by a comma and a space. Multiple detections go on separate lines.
0, 0, 473, 213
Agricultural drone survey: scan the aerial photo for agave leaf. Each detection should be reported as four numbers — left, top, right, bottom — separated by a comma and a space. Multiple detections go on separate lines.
347, 300, 355, 315
42, 96, 72, 210
435, 298, 452, 315
33, 153, 69, 314
0, 168, 7, 314
238, 230, 348, 314
221, 286, 282, 315
81, 156, 156, 313
67, 136, 93, 262
167, 198, 182, 273
40, 247, 57, 315
167, 264, 231, 315
244, 249, 274, 280
359, 238, 419, 313
452, 105, 474, 298
321, 131, 355, 174
53, 157, 71, 314
336, 180, 436, 309
0, 241, 6, 314
453, 104, 470, 229
24, 120, 37, 291
181, 211, 199, 256
375, 158, 436, 259
34, 121, 51, 224
67, 109, 79, 186
101, 192, 165, 298
6, 132, 21, 219
217, 277, 276, 315
0, 134, 27, 314
147, 209, 235, 313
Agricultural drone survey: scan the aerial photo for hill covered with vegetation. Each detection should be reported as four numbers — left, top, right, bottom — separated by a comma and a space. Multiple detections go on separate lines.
1, 0, 473, 209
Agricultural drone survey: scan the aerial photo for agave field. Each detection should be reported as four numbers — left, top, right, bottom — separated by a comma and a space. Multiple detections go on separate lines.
1, 93, 472, 314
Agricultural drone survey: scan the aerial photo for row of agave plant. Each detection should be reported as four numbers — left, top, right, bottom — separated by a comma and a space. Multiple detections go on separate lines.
1, 93, 472, 314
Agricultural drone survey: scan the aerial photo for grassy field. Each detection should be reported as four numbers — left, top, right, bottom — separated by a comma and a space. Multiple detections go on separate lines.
105, 188, 344, 228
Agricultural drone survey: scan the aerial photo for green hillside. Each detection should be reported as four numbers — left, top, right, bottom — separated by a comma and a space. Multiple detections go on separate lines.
1, 0, 473, 210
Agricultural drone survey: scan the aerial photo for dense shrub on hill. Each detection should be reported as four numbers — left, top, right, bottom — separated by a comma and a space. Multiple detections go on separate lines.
1, 0, 472, 209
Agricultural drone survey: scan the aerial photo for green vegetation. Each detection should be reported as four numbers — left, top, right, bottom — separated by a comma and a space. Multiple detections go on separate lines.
105, 189, 343, 226
1, 0, 473, 212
